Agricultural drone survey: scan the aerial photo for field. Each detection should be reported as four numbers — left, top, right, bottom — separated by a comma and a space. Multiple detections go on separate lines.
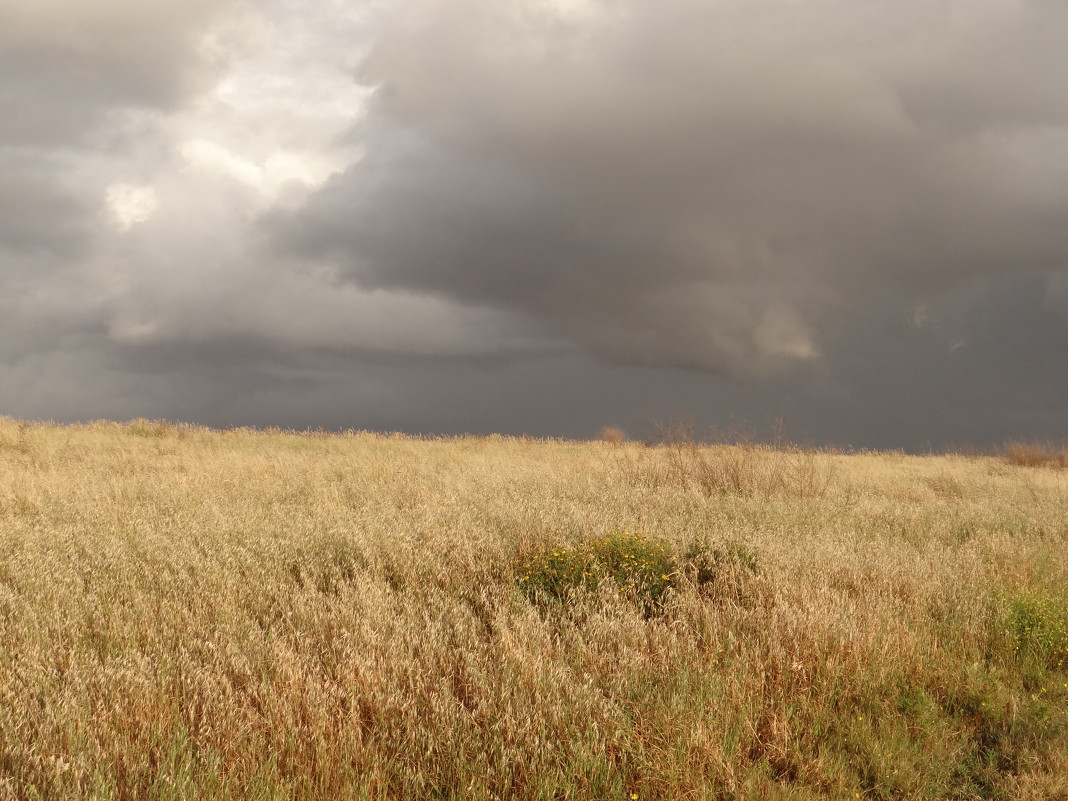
1, 417, 1067, 800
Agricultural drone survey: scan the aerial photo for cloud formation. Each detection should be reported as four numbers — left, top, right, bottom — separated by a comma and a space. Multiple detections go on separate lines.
282, 0, 1068, 380
1, 0, 1067, 446
1, 0, 244, 146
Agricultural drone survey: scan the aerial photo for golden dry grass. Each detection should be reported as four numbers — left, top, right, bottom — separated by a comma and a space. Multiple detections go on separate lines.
1, 417, 1067, 799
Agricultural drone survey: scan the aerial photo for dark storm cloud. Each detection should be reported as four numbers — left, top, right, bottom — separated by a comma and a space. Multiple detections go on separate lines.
0, 0, 247, 398
3, 0, 1068, 448
0, 0, 248, 321
0, 153, 89, 257
279, 0, 1068, 388
0, 0, 240, 146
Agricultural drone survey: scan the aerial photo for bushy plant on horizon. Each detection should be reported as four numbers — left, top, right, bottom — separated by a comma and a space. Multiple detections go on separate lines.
598, 426, 626, 445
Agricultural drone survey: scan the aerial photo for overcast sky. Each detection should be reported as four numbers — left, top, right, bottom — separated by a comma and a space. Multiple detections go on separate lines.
2, 0, 1067, 448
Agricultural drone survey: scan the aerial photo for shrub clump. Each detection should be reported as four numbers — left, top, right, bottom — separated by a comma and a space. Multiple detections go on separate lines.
1006, 585, 1068, 670
517, 533, 761, 612
517, 532, 676, 610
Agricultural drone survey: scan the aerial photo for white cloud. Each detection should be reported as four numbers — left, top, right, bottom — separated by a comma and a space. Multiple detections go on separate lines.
166, 0, 371, 206
180, 139, 263, 188
105, 183, 158, 230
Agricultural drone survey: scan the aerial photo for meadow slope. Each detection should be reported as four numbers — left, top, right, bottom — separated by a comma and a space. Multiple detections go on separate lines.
1, 418, 1067, 800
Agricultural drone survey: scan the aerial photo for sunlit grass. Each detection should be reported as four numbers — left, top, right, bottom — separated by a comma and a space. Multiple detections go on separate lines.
1, 417, 1067, 799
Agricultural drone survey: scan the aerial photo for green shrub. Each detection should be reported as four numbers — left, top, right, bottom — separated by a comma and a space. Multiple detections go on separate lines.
517, 532, 676, 611
516, 533, 763, 614
1006, 585, 1068, 670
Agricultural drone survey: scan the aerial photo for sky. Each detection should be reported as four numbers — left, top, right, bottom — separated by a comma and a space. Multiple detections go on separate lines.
2, 0, 1067, 449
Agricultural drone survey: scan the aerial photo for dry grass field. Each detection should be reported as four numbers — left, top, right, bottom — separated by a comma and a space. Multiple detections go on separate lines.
1, 417, 1067, 800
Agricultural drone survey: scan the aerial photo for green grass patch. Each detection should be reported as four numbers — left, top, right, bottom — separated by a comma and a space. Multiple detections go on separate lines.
516, 533, 760, 614
516, 532, 676, 611
1005, 584, 1068, 671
